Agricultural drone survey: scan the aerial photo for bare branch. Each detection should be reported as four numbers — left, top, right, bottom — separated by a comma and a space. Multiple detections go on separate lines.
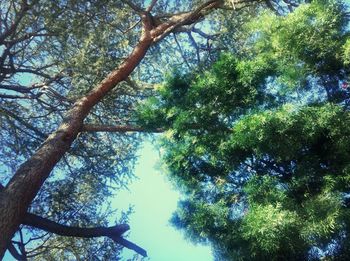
18, 229, 27, 259
0, 0, 30, 44
22, 213, 147, 257
23, 213, 129, 238
119, 19, 141, 34
82, 124, 163, 133
146, 0, 158, 12
0, 84, 36, 93
173, 33, 192, 69
7, 242, 26, 261
0, 93, 31, 99
121, 0, 144, 14
0, 107, 48, 139
112, 237, 147, 257
192, 27, 219, 39
151, 0, 223, 42
173, 25, 219, 40
187, 32, 200, 63
3, 32, 51, 46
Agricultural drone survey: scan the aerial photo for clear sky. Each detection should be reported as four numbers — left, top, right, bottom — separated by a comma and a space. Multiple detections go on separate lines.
114, 140, 213, 261
3, 140, 212, 261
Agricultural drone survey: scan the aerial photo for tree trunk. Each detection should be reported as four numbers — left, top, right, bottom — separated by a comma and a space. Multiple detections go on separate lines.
0, 27, 153, 258
0, 1, 227, 257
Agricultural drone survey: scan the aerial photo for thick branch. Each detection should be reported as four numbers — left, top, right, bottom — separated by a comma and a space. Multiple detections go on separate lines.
0, 93, 30, 99
146, 0, 158, 12
0, 84, 35, 93
0, 24, 154, 258
23, 213, 129, 238
23, 213, 147, 256
152, 0, 223, 42
112, 237, 147, 257
82, 124, 163, 133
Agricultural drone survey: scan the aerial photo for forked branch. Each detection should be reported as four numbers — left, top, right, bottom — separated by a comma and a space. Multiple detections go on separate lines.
22, 213, 147, 257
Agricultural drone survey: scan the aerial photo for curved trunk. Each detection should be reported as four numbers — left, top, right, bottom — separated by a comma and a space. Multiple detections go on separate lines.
0, 30, 153, 258
0, 0, 227, 257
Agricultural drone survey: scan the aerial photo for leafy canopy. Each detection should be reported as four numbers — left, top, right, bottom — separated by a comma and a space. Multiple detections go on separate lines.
137, 0, 350, 260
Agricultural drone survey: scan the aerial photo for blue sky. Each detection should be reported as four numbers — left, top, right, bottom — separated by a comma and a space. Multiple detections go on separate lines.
3, 140, 212, 261
114, 141, 213, 261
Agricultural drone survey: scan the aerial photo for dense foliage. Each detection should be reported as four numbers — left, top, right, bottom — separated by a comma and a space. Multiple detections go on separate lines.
138, 0, 350, 260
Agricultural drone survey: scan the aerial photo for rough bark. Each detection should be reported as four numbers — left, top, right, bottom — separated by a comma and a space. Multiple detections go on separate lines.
0, 13, 154, 257
0, 0, 246, 258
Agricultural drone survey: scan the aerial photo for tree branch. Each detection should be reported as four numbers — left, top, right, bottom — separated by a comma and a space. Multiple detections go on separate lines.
7, 242, 26, 261
22, 213, 147, 256
146, 0, 158, 12
173, 33, 192, 69
23, 213, 130, 238
0, 84, 35, 93
0, 93, 31, 99
192, 27, 219, 39
187, 32, 201, 63
121, 0, 144, 14
0, 0, 30, 44
0, 107, 48, 139
0, 0, 260, 258
82, 124, 163, 133
112, 237, 147, 257
152, 0, 223, 43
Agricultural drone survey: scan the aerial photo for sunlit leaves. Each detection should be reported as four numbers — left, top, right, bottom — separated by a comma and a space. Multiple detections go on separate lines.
242, 204, 300, 256
137, 1, 350, 260
242, 0, 349, 89
300, 192, 342, 244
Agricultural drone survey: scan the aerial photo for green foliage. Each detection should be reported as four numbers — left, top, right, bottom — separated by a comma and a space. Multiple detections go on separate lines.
343, 38, 350, 65
242, 204, 300, 257
300, 191, 342, 244
228, 104, 350, 163
241, 0, 349, 89
172, 198, 230, 243
136, 53, 271, 134
137, 0, 350, 260
244, 176, 288, 206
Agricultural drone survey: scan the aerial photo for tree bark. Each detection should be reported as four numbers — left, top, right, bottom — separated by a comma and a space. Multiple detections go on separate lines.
0, 0, 235, 258
0, 14, 154, 257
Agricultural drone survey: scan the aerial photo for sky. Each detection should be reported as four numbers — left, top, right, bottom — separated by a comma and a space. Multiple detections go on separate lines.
1, 0, 220, 258
3, 140, 212, 261
114, 141, 213, 261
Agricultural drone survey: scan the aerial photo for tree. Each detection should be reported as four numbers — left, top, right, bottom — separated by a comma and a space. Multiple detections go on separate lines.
138, 0, 350, 259
0, 0, 290, 259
